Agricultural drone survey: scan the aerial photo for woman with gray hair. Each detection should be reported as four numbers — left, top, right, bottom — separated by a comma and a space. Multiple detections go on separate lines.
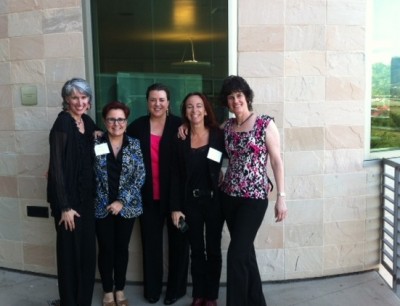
47, 78, 99, 305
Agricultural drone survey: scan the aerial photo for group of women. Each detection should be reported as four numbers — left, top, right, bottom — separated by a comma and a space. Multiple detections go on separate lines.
47, 76, 287, 306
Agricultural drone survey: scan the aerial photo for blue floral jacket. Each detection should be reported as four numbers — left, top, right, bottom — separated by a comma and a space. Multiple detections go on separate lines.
94, 134, 145, 218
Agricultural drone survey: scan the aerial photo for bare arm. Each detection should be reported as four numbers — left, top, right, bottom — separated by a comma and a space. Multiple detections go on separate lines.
265, 120, 287, 222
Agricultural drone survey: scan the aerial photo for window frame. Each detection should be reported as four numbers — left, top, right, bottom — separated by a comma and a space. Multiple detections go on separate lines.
365, 0, 400, 160
82, 0, 237, 122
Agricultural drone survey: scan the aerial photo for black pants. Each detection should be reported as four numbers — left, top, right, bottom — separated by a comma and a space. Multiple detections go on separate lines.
221, 192, 268, 306
185, 195, 224, 300
54, 212, 96, 306
140, 200, 189, 300
95, 214, 136, 293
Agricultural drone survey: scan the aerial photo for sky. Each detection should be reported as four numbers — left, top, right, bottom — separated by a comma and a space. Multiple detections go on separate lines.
371, 0, 400, 64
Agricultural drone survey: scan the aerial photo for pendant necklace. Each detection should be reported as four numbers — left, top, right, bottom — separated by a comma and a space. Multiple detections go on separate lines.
236, 112, 254, 126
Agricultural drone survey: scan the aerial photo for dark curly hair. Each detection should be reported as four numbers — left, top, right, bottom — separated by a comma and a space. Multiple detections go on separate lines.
219, 75, 254, 111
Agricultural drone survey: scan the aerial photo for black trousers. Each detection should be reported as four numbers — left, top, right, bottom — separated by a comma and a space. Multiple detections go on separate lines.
95, 214, 136, 293
221, 192, 268, 306
140, 200, 189, 300
185, 195, 224, 300
54, 212, 96, 306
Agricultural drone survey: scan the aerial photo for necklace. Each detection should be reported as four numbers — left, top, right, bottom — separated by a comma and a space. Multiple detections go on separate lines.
236, 112, 254, 126
111, 140, 122, 152
68, 111, 82, 127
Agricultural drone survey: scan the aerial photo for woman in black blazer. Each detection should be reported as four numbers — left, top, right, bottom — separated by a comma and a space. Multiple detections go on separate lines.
170, 92, 225, 306
126, 83, 189, 305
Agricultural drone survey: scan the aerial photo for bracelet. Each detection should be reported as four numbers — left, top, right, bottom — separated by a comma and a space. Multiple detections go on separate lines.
277, 192, 286, 197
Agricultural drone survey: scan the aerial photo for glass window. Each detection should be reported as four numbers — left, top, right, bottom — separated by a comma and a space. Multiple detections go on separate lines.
90, 0, 229, 128
370, 0, 400, 156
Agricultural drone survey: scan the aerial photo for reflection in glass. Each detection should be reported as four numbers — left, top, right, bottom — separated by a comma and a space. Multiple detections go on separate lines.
370, 0, 400, 152
91, 0, 229, 129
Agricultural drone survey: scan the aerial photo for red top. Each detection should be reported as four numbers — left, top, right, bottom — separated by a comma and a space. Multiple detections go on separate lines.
150, 134, 161, 200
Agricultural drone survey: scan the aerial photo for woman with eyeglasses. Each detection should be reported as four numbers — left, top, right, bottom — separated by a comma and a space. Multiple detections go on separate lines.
127, 83, 189, 305
94, 101, 145, 306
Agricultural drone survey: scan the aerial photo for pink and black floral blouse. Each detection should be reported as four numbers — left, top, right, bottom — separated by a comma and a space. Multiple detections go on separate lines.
220, 114, 272, 200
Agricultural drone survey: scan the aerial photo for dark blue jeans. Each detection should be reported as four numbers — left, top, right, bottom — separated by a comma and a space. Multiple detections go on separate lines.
221, 192, 268, 306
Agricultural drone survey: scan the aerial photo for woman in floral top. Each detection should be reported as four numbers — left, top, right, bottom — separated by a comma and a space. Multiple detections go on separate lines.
94, 101, 145, 306
219, 75, 287, 306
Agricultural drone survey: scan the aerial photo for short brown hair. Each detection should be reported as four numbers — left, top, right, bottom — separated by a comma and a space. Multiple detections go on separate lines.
102, 101, 130, 119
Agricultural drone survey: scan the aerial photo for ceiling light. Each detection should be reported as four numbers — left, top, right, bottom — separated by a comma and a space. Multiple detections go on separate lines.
171, 38, 211, 67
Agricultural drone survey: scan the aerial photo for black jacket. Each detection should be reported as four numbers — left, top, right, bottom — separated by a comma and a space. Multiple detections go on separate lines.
170, 127, 225, 212
126, 114, 182, 213
47, 111, 97, 216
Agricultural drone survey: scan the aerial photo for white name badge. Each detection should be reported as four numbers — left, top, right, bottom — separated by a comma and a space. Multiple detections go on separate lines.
95, 143, 110, 156
207, 147, 222, 163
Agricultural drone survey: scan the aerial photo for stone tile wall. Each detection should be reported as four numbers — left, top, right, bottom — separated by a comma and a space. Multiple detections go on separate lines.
0, 0, 381, 283
237, 0, 380, 281
0, 0, 85, 275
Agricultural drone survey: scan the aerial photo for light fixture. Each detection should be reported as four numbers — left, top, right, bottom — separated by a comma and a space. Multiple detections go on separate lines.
171, 38, 211, 67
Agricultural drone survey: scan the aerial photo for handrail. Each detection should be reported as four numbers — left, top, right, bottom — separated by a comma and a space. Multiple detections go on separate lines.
381, 158, 400, 296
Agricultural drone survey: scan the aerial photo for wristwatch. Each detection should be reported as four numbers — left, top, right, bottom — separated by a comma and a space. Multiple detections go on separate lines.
277, 192, 286, 197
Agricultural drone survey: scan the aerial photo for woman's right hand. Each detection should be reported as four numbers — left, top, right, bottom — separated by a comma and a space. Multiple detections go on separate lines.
59, 209, 80, 231
177, 124, 189, 140
93, 130, 103, 139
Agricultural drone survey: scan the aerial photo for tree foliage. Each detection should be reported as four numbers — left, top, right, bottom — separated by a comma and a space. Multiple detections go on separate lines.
372, 63, 391, 97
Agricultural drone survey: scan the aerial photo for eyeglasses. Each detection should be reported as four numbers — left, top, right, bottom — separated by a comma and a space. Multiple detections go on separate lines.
106, 118, 127, 125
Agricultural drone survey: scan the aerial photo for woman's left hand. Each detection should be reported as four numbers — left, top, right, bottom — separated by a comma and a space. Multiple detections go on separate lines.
171, 211, 185, 228
107, 201, 123, 215
275, 197, 288, 222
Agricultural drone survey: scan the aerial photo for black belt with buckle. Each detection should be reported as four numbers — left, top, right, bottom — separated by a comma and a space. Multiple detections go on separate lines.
192, 189, 214, 198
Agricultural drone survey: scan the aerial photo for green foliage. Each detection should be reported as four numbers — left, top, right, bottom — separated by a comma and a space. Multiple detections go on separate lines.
372, 63, 391, 96
371, 104, 400, 149
391, 110, 400, 127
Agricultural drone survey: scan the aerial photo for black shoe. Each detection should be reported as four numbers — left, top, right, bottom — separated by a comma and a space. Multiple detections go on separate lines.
147, 296, 160, 304
164, 297, 178, 305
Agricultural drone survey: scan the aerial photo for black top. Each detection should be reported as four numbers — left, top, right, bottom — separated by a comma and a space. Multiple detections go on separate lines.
126, 114, 182, 213
188, 145, 210, 192
47, 111, 98, 217
106, 135, 128, 204
170, 127, 226, 212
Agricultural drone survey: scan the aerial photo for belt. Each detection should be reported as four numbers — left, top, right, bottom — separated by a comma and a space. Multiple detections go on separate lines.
192, 189, 214, 198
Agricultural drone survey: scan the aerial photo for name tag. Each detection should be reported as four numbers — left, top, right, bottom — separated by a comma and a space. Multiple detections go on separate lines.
95, 143, 110, 156
207, 147, 222, 163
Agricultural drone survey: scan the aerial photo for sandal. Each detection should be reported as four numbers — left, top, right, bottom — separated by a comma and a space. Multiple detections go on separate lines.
115, 290, 128, 306
116, 299, 128, 306
103, 292, 116, 306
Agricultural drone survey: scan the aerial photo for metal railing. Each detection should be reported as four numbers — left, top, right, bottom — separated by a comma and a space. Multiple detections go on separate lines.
381, 158, 400, 295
